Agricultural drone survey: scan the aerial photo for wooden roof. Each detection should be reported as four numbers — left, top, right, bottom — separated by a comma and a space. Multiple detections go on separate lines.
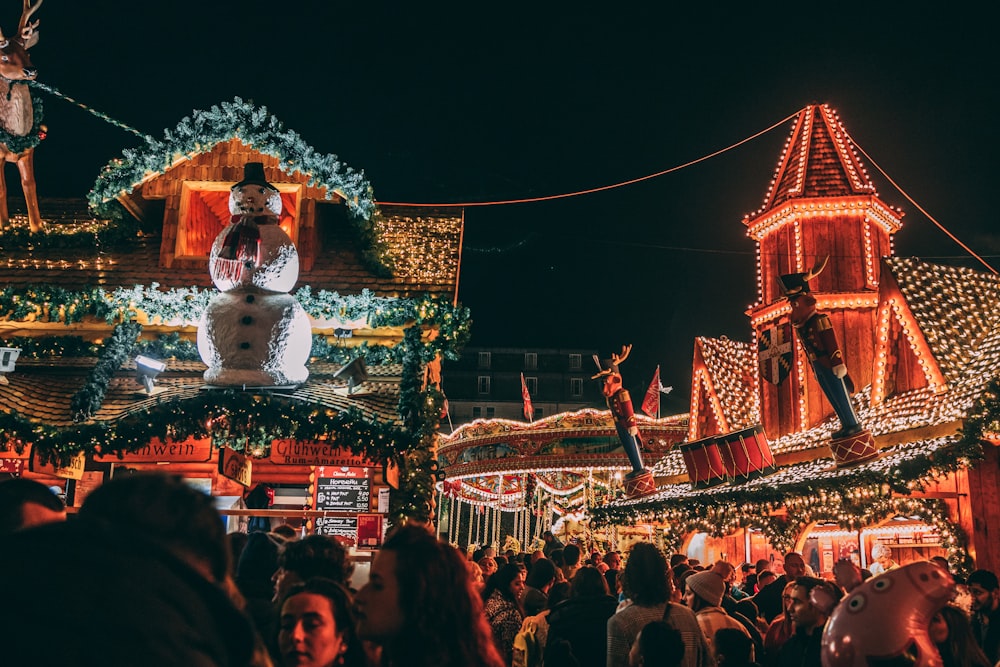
0, 358, 405, 427
689, 336, 759, 439
755, 104, 877, 214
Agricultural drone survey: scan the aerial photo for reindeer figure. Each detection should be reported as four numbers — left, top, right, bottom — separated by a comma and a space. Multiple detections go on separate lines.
0, 0, 43, 232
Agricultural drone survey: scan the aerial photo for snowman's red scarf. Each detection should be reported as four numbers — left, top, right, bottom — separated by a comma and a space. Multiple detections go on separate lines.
213, 214, 271, 283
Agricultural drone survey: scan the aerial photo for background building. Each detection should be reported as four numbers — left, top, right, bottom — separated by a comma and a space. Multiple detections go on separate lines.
442, 347, 604, 426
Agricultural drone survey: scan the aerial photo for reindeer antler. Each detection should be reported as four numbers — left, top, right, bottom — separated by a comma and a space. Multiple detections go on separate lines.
18, 0, 42, 49
611, 344, 632, 366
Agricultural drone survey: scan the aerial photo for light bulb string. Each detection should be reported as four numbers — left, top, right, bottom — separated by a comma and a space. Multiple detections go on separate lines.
848, 137, 997, 276
376, 110, 802, 207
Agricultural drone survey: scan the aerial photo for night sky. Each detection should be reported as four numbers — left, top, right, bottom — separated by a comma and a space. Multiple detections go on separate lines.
16, 2, 997, 406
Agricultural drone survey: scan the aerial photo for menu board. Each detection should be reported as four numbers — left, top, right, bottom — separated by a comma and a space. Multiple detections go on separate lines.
315, 516, 358, 540
315, 467, 372, 513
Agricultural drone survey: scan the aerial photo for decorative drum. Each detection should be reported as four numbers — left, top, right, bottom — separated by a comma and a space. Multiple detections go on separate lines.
679, 436, 727, 490
829, 429, 879, 468
717, 424, 778, 484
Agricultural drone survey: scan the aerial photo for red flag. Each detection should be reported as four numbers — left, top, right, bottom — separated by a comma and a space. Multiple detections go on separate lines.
521, 373, 534, 422
641, 366, 661, 417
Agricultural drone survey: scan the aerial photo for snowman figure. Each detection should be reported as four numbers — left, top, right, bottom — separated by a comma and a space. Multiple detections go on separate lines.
197, 162, 311, 386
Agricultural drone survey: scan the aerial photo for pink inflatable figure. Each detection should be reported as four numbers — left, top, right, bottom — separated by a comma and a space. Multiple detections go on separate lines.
822, 560, 955, 667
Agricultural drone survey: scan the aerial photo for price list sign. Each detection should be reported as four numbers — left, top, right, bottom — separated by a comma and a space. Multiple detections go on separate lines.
315, 467, 372, 513
315, 516, 359, 540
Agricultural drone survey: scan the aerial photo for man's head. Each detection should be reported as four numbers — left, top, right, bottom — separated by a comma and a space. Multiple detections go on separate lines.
757, 570, 777, 590
788, 576, 828, 633
782, 552, 806, 579
272, 534, 350, 602
669, 553, 688, 568
542, 530, 555, 543
604, 551, 622, 571
563, 543, 582, 568
968, 569, 1000, 614
0, 478, 65, 534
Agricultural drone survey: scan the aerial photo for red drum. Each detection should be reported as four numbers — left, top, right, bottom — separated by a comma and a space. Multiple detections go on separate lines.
717, 425, 778, 484
679, 436, 727, 489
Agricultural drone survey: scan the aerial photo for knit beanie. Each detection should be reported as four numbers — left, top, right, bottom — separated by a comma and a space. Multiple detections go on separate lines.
687, 570, 726, 607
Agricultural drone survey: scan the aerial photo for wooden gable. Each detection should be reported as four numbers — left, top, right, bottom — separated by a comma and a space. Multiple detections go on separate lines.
118, 138, 341, 272
688, 336, 758, 440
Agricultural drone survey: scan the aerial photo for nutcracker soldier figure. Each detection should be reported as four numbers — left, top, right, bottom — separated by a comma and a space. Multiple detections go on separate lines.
593, 345, 657, 497
780, 257, 878, 466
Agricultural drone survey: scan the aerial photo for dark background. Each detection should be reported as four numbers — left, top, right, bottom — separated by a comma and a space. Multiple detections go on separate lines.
14, 2, 997, 408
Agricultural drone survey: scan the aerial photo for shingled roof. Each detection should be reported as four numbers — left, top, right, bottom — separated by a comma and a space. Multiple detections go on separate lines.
0, 358, 406, 428
689, 336, 759, 438
752, 104, 877, 215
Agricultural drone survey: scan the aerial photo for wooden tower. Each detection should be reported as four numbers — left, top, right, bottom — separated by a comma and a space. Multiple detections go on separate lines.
745, 104, 903, 438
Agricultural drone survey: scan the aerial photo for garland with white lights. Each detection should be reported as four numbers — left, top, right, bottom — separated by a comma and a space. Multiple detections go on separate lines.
651, 495, 973, 577
0, 285, 472, 356
87, 97, 388, 273
0, 216, 141, 251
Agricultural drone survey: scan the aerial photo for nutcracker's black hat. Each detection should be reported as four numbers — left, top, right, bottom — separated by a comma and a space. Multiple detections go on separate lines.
778, 256, 829, 299
232, 162, 278, 192
778, 272, 812, 298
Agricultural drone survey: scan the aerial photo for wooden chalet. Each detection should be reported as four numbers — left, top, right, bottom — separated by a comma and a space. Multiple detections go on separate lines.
592, 104, 1000, 576
0, 99, 469, 534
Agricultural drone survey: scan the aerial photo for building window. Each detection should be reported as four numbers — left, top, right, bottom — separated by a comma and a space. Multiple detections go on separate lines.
478, 376, 491, 394
570, 378, 583, 397
569, 354, 582, 370
524, 352, 537, 370
478, 352, 491, 369
486, 407, 495, 418
526, 376, 538, 395
472, 406, 482, 419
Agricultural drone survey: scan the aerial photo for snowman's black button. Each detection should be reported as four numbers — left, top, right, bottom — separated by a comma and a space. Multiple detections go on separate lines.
240, 342, 251, 349
245, 294, 255, 303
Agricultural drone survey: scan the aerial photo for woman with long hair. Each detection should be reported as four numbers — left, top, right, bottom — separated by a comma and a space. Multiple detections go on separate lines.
353, 525, 504, 667
482, 562, 527, 665
930, 604, 991, 667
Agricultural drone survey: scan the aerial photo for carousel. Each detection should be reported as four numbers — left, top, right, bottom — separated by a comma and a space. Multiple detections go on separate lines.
436, 408, 688, 552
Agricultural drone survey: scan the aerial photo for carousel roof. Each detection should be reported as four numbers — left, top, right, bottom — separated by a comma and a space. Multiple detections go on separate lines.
438, 409, 690, 510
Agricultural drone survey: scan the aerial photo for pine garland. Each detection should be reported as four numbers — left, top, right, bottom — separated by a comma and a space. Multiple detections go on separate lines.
0, 285, 472, 359
87, 97, 389, 273
0, 87, 43, 154
69, 322, 142, 421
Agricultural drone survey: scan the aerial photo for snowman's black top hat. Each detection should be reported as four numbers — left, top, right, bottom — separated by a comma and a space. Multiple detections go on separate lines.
232, 162, 278, 192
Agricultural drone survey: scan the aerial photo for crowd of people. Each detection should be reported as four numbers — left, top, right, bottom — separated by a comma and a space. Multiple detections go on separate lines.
2, 474, 999, 667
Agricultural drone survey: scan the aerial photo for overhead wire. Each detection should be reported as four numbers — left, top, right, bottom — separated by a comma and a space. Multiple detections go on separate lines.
848, 138, 997, 275
376, 111, 802, 207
